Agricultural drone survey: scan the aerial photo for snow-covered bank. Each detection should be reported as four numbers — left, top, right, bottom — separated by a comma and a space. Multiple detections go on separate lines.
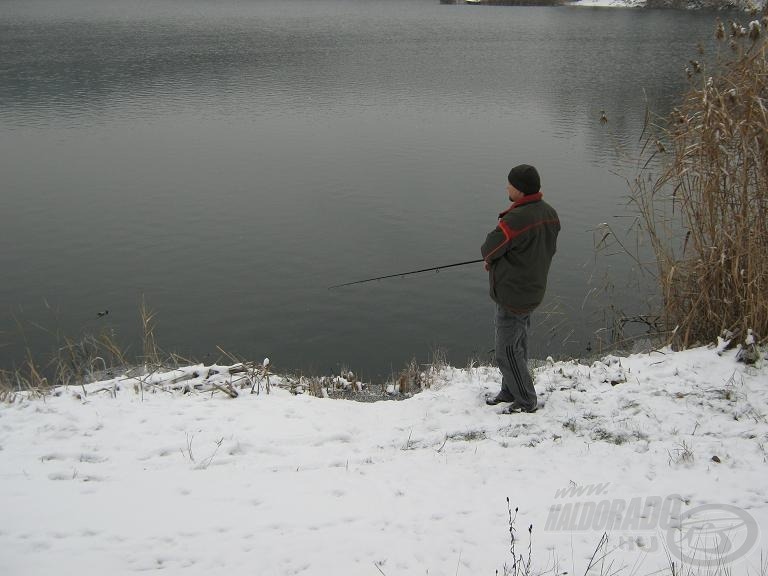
567, 0, 767, 7
1, 346, 766, 575
568, 0, 645, 7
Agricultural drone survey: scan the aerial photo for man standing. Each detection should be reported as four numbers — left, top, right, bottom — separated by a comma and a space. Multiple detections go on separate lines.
481, 164, 560, 413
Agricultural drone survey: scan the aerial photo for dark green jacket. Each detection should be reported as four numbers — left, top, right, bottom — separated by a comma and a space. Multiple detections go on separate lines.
481, 193, 560, 312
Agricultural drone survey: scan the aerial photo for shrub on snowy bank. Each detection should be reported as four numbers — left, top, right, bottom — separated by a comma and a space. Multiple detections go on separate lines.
631, 12, 768, 348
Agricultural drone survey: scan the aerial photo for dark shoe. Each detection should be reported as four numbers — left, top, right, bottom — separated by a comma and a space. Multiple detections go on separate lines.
505, 403, 537, 414
485, 392, 514, 406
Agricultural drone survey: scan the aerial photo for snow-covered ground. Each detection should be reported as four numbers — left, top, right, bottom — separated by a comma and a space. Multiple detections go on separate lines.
1, 345, 766, 576
568, 0, 645, 7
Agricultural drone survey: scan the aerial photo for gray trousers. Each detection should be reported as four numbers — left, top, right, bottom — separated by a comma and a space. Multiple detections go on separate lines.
494, 306, 537, 410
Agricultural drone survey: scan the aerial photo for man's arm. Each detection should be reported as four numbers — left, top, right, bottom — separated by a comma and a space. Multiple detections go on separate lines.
481, 221, 515, 264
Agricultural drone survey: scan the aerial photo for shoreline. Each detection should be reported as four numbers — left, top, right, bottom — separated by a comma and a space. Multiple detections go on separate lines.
2, 335, 758, 402
0, 334, 661, 397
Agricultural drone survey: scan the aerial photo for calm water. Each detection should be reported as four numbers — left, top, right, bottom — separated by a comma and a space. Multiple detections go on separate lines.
1, 0, 719, 378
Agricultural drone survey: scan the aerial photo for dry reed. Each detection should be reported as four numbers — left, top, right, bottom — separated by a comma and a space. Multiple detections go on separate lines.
632, 13, 768, 348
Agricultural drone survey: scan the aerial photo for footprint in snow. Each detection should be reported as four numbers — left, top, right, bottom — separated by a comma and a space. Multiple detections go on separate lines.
79, 453, 107, 464
48, 472, 72, 481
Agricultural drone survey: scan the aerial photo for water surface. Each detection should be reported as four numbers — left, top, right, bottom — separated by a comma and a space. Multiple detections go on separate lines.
0, 0, 720, 377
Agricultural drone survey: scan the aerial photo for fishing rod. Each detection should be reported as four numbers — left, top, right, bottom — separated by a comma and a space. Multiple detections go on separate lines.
329, 258, 485, 289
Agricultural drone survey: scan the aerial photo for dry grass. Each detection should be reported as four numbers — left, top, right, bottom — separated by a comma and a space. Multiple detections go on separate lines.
632, 14, 768, 348
394, 347, 448, 395
140, 296, 161, 367
0, 300, 175, 399
214, 346, 270, 395
0, 325, 130, 400
397, 357, 422, 395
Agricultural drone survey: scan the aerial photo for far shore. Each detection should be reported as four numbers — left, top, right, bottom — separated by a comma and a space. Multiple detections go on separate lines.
440, 0, 761, 9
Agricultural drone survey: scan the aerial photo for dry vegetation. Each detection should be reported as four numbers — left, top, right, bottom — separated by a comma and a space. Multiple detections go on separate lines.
0, 299, 445, 401
632, 12, 768, 348
0, 301, 238, 399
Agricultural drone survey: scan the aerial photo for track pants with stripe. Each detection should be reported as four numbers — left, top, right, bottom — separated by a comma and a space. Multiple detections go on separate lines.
494, 306, 537, 411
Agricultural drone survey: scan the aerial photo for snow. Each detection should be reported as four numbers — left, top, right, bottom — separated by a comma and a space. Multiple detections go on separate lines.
568, 0, 646, 7
1, 346, 767, 575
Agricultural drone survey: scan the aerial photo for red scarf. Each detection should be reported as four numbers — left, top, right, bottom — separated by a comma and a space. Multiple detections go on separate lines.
498, 192, 543, 218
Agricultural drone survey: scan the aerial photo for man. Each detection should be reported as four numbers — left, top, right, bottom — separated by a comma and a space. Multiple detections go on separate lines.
481, 164, 560, 413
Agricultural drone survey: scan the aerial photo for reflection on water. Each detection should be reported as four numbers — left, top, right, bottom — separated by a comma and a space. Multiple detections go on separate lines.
0, 0, 719, 376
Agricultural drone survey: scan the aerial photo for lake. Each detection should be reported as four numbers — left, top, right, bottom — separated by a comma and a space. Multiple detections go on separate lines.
0, 0, 720, 379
